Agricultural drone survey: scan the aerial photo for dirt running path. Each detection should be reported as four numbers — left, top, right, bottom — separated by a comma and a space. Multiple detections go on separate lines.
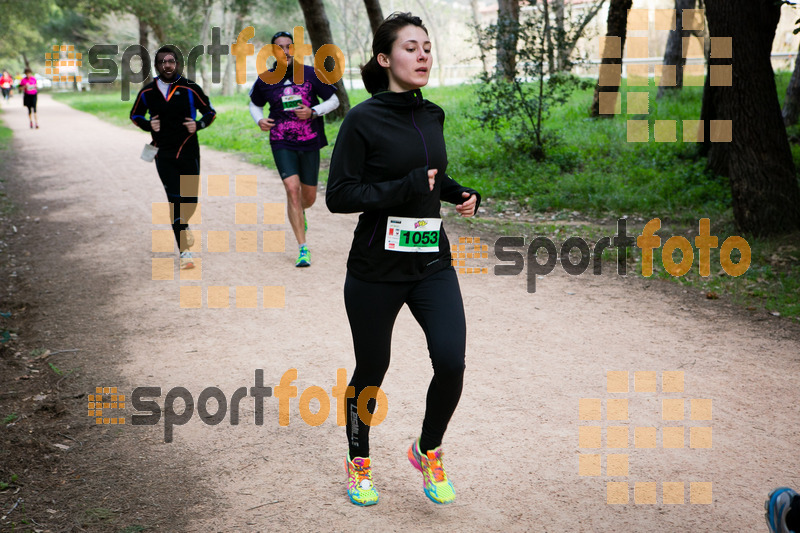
3, 94, 800, 532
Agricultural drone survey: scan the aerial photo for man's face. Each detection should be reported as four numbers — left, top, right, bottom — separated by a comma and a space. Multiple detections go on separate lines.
274, 36, 294, 67
156, 52, 178, 82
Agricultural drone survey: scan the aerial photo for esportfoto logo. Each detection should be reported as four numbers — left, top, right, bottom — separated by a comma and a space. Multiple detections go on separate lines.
91, 369, 387, 443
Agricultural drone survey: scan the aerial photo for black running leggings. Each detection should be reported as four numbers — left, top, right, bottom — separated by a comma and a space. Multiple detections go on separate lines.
344, 267, 466, 459
154, 155, 199, 248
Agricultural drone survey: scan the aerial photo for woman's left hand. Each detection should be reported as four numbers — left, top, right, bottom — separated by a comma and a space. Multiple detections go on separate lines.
455, 192, 477, 217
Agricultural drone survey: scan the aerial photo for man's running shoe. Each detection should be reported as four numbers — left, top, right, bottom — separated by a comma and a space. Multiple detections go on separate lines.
766, 487, 798, 533
303, 211, 308, 233
180, 250, 195, 270
345, 454, 379, 506
408, 440, 456, 504
296, 245, 310, 267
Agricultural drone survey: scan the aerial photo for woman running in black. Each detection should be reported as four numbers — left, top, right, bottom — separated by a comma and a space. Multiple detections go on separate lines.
326, 12, 479, 507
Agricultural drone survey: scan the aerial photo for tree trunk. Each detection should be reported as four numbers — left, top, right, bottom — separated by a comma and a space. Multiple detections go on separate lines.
656, 0, 693, 99
220, 4, 236, 96
496, 0, 520, 81
782, 43, 800, 126
362, 0, 384, 36
199, 0, 214, 89
298, 0, 351, 119
138, 17, 149, 52
552, 0, 565, 73
414, 0, 446, 87
704, 0, 800, 236
556, 0, 605, 73
470, 0, 491, 75
589, 0, 632, 117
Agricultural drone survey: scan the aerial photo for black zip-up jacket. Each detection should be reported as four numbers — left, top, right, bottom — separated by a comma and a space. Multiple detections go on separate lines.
130, 76, 216, 159
326, 89, 481, 282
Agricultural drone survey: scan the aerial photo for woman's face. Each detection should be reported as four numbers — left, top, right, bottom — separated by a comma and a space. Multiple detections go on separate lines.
379, 25, 431, 92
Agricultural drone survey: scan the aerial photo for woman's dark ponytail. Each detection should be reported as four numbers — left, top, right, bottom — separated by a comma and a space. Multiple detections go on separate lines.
360, 12, 427, 95
361, 56, 388, 95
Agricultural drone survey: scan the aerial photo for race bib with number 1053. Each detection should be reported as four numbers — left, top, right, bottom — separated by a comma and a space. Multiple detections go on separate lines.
384, 217, 442, 252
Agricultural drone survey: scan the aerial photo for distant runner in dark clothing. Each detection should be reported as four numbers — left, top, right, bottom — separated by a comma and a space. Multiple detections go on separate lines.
130, 46, 216, 269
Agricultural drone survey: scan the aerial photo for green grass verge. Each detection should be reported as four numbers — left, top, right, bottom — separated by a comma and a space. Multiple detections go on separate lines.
455, 214, 800, 320
0, 107, 14, 216
0, 108, 12, 151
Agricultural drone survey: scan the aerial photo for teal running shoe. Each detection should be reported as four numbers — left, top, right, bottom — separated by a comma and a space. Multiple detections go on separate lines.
296, 245, 310, 267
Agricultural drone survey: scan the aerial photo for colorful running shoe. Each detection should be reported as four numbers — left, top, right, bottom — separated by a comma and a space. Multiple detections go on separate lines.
296, 245, 310, 267
304, 211, 308, 233
766, 487, 798, 533
345, 454, 379, 506
408, 440, 456, 504
179, 250, 194, 270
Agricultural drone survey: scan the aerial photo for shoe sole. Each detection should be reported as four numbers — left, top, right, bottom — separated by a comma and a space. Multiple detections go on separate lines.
348, 493, 378, 506
407, 444, 455, 505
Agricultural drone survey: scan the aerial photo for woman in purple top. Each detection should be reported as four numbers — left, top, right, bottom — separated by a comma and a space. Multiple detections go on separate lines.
249, 31, 339, 267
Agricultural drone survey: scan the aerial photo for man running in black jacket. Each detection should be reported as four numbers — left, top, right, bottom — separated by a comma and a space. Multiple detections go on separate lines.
130, 46, 216, 269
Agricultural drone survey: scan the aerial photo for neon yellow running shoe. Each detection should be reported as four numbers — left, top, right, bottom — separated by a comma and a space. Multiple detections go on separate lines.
407, 440, 456, 504
345, 454, 379, 506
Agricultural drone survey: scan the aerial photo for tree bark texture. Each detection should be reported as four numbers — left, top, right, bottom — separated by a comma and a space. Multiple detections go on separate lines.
496, 0, 520, 81
782, 44, 800, 126
298, 0, 351, 119
589, 0, 632, 117
656, 0, 694, 98
362, 0, 384, 36
137, 17, 152, 84
138, 17, 149, 52
555, 0, 605, 73
703, 0, 800, 236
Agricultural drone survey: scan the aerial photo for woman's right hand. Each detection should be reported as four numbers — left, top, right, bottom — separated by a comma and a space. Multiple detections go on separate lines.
258, 118, 275, 131
151, 115, 160, 132
427, 169, 438, 191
